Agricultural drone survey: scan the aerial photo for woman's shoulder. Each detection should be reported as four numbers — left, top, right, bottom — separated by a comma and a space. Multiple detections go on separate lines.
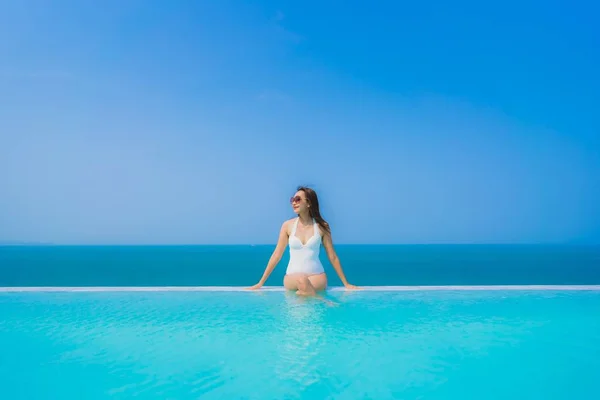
284, 217, 297, 228
281, 217, 297, 234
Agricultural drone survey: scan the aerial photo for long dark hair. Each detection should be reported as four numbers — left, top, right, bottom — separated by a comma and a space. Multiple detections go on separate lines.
297, 186, 331, 235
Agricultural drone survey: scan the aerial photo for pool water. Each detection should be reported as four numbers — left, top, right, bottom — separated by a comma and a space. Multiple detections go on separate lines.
1, 289, 599, 399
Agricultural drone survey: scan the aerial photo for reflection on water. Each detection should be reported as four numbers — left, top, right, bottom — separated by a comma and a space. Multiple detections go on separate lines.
273, 292, 328, 387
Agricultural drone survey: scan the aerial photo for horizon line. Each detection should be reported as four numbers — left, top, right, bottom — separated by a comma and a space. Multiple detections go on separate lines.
1, 242, 598, 247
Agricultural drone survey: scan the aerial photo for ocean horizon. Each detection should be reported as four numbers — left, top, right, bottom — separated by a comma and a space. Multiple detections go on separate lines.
2, 244, 599, 287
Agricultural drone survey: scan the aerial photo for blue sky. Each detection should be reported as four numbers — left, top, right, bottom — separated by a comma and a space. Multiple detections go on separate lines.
1, 0, 599, 244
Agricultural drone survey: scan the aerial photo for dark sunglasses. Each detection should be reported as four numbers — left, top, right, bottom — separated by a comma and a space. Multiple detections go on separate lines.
290, 196, 304, 204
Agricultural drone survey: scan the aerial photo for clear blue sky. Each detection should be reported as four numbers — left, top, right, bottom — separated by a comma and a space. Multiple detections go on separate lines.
1, 0, 598, 244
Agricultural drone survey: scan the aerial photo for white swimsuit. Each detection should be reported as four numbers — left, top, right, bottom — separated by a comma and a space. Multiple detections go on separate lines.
286, 217, 325, 275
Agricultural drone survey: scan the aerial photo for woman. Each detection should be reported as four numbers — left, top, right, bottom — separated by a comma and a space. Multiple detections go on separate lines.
248, 186, 360, 295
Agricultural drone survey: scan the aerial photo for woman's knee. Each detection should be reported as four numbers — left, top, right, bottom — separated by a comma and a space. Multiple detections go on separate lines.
283, 275, 296, 290
296, 275, 311, 291
307, 274, 327, 291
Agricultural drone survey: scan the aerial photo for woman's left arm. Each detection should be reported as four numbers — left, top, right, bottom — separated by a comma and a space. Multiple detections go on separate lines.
322, 230, 360, 290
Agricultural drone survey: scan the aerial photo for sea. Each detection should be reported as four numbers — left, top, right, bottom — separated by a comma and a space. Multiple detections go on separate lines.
1, 244, 599, 287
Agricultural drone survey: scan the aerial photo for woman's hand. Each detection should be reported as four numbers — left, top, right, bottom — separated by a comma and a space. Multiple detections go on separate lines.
344, 283, 361, 290
247, 282, 263, 290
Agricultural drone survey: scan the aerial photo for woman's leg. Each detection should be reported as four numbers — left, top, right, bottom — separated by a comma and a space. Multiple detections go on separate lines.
283, 274, 301, 290
295, 275, 316, 296
283, 273, 327, 296
307, 273, 327, 292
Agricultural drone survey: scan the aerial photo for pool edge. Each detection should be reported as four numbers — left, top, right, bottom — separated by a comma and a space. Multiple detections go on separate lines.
1, 285, 600, 292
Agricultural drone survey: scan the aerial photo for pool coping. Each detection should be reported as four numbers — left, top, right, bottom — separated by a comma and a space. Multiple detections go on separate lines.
1, 285, 600, 292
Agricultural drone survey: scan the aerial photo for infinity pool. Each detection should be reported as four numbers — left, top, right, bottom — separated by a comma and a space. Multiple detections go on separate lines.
1, 288, 599, 399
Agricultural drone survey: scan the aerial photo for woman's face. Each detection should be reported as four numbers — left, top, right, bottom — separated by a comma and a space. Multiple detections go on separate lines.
290, 191, 309, 215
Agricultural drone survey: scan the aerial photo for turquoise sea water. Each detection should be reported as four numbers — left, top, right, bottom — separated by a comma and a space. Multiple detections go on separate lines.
1, 245, 600, 286
1, 290, 599, 399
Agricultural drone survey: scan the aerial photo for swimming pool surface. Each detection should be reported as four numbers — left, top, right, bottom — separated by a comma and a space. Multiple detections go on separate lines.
1, 288, 599, 399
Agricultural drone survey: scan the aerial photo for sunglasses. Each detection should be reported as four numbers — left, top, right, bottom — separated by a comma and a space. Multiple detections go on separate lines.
290, 196, 304, 204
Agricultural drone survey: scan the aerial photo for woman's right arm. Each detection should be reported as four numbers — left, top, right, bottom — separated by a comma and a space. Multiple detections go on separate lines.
248, 221, 289, 289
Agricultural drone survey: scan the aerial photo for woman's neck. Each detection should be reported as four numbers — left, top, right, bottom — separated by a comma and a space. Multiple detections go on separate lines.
298, 212, 312, 225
